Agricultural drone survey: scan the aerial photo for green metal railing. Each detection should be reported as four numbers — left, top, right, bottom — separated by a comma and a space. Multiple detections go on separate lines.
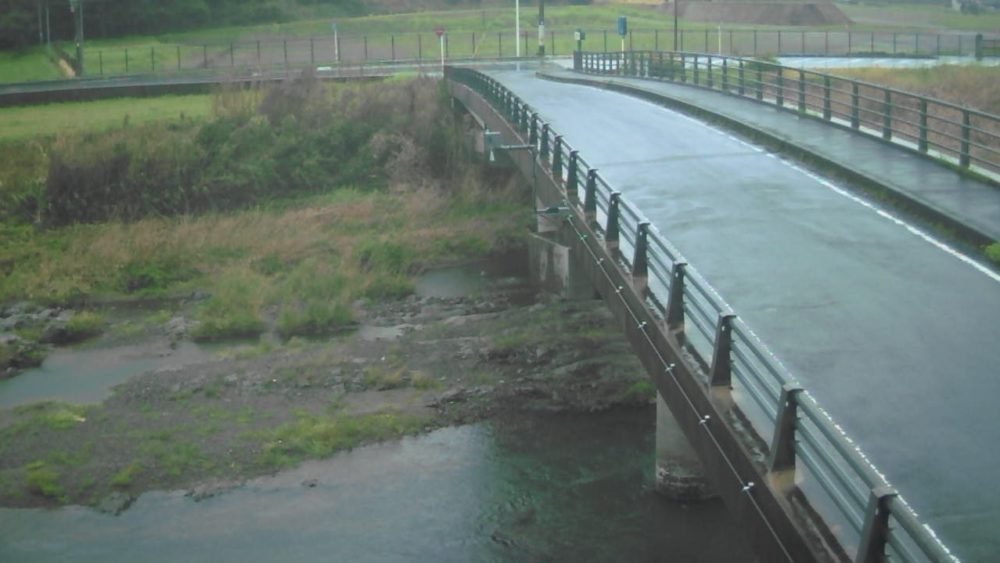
446, 65, 958, 563
576, 50, 1000, 177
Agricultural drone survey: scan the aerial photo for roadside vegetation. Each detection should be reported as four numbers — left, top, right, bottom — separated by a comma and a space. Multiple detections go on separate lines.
826, 65, 1000, 115
0, 74, 527, 340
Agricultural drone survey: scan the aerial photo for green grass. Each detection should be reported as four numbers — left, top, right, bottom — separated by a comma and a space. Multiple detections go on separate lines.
986, 242, 1000, 265
841, 3, 1000, 33
24, 461, 65, 499
255, 410, 429, 469
0, 95, 211, 142
0, 48, 63, 84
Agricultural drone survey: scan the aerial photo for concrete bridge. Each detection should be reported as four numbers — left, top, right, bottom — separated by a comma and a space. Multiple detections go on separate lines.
446, 56, 1000, 563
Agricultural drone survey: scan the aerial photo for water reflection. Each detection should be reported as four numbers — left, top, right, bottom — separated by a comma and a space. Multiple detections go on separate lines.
0, 409, 753, 562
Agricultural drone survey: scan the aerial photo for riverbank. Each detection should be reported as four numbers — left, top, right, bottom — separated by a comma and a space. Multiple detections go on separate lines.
0, 263, 653, 512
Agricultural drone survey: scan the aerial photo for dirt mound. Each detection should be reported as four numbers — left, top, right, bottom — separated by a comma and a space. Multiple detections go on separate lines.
674, 2, 852, 26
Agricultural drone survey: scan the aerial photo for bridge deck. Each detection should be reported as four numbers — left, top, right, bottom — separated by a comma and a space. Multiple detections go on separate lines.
488, 70, 1000, 562
541, 66, 1000, 245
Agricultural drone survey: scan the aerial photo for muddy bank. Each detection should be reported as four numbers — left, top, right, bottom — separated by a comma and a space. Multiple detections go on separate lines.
0, 265, 653, 511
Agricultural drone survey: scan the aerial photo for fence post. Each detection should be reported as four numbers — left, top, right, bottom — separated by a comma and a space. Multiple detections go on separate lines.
775, 66, 784, 107
283, 40, 288, 68
176, 45, 181, 71
98, 51, 103, 75
364, 36, 368, 61
498, 32, 502, 57
125, 48, 129, 73
961, 109, 971, 167
870, 31, 874, 54
150, 46, 155, 72
767, 385, 803, 472
552, 136, 563, 181
704, 28, 709, 52
892, 32, 897, 55
975, 33, 984, 60
665, 263, 687, 333
856, 487, 898, 563
603, 29, 608, 52
418, 34, 422, 62
918, 99, 928, 153
851, 82, 860, 129
709, 313, 737, 387
631, 222, 651, 294
655, 29, 659, 51
584, 169, 598, 224
540, 124, 550, 160
256, 40, 260, 65
311, 37, 315, 65
605, 193, 622, 254
848, 30, 852, 55
202, 44, 207, 68
470, 32, 474, 58
823, 76, 831, 120
753, 29, 758, 55
882, 90, 892, 140
798, 69, 805, 112
230, 42, 234, 68
567, 151, 580, 203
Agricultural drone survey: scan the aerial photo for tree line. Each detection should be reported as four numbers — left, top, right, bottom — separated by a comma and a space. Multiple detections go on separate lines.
0, 0, 365, 50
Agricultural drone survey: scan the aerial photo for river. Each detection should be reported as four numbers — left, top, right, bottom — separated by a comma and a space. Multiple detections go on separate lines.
0, 409, 753, 562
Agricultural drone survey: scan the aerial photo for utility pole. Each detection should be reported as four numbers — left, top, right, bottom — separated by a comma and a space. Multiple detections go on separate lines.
70, 0, 84, 75
537, 0, 545, 57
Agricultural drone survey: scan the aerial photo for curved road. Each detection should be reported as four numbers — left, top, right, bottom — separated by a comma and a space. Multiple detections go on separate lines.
488, 70, 1000, 562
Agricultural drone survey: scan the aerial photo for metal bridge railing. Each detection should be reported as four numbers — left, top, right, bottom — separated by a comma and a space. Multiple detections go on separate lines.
576, 50, 1000, 177
446, 65, 958, 563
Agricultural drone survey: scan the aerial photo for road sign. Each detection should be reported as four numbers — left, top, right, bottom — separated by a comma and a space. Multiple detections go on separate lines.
617, 16, 628, 37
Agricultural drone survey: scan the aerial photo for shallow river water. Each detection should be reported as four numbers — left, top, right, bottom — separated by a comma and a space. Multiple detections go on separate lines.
0, 410, 753, 562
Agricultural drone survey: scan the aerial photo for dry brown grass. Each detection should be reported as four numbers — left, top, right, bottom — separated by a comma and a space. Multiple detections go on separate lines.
826, 66, 1000, 115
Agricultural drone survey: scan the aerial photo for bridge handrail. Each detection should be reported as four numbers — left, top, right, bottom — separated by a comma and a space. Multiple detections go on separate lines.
575, 50, 1000, 177
445, 65, 958, 563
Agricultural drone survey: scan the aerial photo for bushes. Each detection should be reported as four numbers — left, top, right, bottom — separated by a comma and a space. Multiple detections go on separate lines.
34, 75, 461, 226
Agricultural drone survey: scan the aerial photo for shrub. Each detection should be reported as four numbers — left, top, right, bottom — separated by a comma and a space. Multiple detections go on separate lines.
25, 461, 64, 499
986, 242, 1000, 265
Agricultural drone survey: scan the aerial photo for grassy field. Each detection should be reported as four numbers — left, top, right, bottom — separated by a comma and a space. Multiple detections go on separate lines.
0, 48, 63, 84
0, 95, 212, 142
841, 3, 1000, 32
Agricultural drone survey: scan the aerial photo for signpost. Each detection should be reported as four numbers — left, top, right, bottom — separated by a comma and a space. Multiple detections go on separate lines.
435, 26, 446, 70
618, 16, 627, 54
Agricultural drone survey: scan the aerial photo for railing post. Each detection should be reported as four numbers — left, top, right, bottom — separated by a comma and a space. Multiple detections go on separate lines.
632, 222, 650, 293
738, 59, 745, 95
606, 192, 621, 253
960, 109, 971, 167
540, 124, 550, 160
855, 487, 899, 563
709, 313, 737, 387
693, 54, 699, 85
775, 66, 784, 107
530, 113, 539, 146
767, 384, 803, 472
918, 99, 928, 153
669, 52, 676, 81
851, 82, 860, 129
882, 90, 892, 141
584, 169, 598, 224
567, 151, 580, 203
706, 56, 713, 89
756, 66, 763, 101
823, 76, 831, 120
552, 136, 563, 181
680, 53, 687, 83
722, 58, 728, 92
665, 262, 687, 332
798, 70, 806, 112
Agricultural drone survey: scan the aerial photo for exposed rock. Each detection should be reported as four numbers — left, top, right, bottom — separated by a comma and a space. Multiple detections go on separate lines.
96, 491, 135, 515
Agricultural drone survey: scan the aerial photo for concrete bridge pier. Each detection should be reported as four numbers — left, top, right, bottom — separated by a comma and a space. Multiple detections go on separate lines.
527, 214, 714, 501
656, 393, 715, 501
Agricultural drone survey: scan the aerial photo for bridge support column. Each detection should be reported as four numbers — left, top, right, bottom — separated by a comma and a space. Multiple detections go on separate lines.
656, 393, 715, 501
528, 224, 594, 300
